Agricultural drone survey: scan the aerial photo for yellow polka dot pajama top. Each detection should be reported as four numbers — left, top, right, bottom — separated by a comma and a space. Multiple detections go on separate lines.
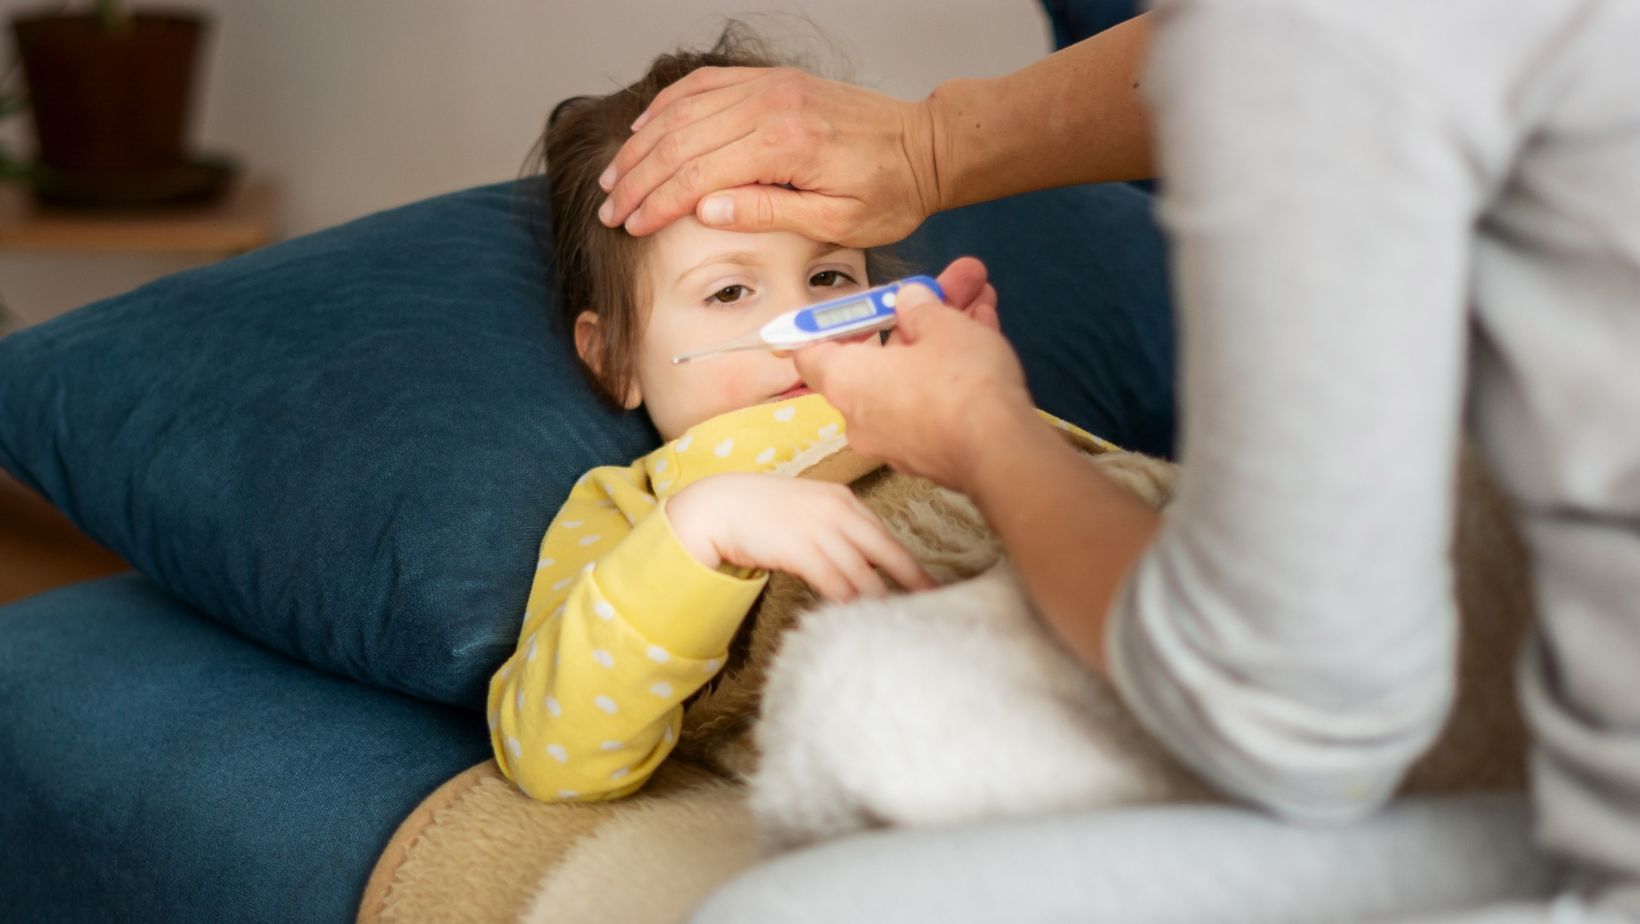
487, 393, 850, 802
487, 392, 1110, 803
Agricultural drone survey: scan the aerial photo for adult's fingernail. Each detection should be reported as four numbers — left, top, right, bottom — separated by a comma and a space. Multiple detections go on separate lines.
624, 209, 641, 232
631, 111, 651, 132
700, 196, 734, 226
901, 283, 938, 305
598, 164, 616, 191
599, 198, 614, 225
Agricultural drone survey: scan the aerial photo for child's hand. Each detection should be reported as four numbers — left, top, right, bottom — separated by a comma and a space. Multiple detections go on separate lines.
667, 474, 936, 601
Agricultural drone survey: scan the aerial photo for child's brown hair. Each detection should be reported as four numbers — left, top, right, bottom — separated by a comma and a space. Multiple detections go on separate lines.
523, 23, 900, 408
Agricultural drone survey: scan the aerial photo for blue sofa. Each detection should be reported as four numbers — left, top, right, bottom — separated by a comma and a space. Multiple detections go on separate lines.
0, 177, 1175, 924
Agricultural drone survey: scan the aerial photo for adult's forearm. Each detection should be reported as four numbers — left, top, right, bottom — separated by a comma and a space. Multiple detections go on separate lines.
927, 13, 1155, 211
958, 402, 1160, 672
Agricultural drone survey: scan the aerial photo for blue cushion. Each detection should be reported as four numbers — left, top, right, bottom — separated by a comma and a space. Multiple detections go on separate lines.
1036, 0, 1141, 49
0, 574, 491, 924
1035, 1, 1157, 195
0, 183, 659, 709
0, 180, 1173, 713
1038, 0, 1142, 51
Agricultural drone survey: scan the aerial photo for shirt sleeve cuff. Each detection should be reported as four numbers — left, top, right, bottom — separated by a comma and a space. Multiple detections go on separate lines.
596, 500, 768, 659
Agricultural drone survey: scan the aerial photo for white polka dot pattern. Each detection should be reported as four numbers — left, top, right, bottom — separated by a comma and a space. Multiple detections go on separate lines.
494, 394, 851, 803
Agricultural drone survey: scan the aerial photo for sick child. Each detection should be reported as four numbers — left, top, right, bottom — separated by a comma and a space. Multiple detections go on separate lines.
487, 29, 1002, 803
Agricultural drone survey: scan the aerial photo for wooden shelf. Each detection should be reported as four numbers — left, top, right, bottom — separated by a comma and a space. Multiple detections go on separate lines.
0, 180, 279, 255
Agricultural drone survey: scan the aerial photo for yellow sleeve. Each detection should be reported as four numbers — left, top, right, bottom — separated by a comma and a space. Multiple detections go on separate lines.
488, 473, 766, 802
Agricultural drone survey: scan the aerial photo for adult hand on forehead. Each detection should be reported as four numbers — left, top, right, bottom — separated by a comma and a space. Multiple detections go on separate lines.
795, 259, 1030, 493
596, 66, 941, 248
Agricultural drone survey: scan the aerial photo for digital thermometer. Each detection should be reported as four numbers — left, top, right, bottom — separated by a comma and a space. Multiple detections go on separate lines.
670, 276, 946, 364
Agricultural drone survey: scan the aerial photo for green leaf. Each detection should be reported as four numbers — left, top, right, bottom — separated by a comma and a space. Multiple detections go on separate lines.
0, 146, 34, 181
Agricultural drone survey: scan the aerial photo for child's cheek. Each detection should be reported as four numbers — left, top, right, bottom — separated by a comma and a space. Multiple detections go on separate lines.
717, 367, 754, 408
715, 357, 764, 409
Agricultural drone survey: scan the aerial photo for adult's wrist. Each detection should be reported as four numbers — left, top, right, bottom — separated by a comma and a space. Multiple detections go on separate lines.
919, 16, 1158, 214
922, 77, 985, 214
901, 92, 947, 223
947, 389, 1056, 497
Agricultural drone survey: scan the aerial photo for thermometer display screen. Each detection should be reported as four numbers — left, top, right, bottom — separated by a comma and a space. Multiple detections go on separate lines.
810, 299, 876, 329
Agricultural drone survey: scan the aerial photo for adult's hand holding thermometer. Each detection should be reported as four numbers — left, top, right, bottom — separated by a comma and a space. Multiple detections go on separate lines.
671, 276, 945, 364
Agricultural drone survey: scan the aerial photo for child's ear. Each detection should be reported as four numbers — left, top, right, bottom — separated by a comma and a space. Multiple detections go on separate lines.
574, 311, 643, 410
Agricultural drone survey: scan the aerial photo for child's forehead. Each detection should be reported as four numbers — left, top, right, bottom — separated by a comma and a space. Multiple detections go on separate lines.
649, 217, 861, 278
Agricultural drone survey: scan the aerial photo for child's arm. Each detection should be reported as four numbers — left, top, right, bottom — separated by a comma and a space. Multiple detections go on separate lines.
491, 463, 935, 803
488, 463, 767, 802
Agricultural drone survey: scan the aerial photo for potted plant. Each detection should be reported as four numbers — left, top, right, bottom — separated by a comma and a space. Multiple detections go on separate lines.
7, 0, 229, 205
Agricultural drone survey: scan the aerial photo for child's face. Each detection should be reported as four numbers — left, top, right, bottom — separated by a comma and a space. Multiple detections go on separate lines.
589, 216, 873, 440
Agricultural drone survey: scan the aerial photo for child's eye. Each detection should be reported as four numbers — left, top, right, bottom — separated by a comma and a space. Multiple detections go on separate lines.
809, 270, 855, 288
708, 285, 749, 304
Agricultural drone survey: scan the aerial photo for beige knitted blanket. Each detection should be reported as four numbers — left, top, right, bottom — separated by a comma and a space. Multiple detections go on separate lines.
357, 438, 1529, 924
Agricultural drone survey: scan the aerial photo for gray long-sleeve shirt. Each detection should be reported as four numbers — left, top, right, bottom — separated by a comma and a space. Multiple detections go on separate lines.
1108, 0, 1640, 893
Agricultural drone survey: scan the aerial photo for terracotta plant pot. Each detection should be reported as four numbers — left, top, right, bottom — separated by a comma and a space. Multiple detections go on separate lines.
13, 12, 204, 172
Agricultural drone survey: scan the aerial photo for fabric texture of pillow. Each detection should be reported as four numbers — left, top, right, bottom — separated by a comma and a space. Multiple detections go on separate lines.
0, 183, 658, 708
0, 573, 492, 924
0, 180, 1173, 711
1037, 0, 1142, 51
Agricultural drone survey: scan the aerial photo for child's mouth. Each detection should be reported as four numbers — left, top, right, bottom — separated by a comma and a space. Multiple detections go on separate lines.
773, 383, 813, 401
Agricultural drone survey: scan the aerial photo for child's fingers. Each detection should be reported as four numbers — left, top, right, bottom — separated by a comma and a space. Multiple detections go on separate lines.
815, 532, 890, 600
791, 538, 860, 603
838, 512, 936, 592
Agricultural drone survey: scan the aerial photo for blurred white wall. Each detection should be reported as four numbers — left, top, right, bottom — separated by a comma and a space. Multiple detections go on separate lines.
0, 0, 1050, 329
